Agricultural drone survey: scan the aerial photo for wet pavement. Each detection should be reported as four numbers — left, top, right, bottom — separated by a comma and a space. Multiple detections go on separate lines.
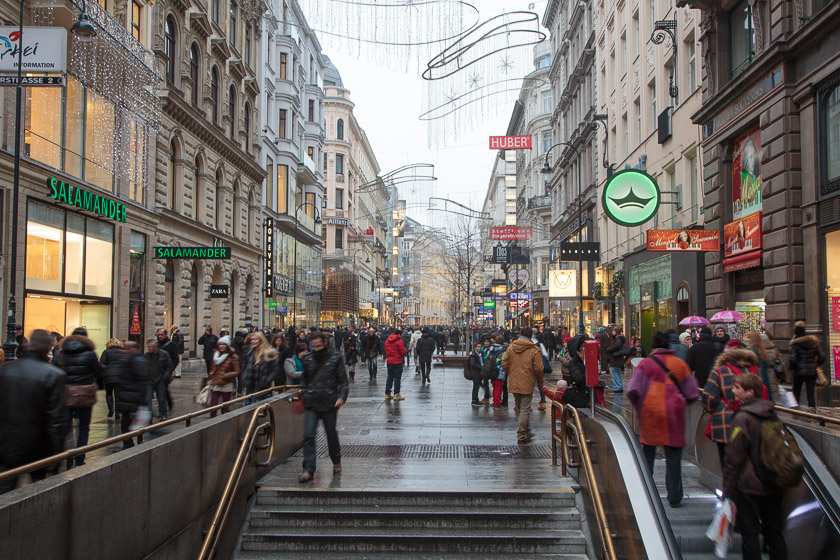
260, 354, 573, 491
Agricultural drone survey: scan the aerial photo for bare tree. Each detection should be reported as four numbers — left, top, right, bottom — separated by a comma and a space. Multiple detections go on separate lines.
437, 216, 483, 326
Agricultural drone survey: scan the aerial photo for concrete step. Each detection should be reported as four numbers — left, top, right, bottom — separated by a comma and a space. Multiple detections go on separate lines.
239, 528, 588, 554
255, 487, 578, 509
236, 552, 590, 560
247, 505, 583, 530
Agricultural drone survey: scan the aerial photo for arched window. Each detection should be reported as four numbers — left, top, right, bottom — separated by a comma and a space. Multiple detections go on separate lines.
232, 180, 241, 238
189, 43, 200, 106
228, 84, 236, 140
168, 139, 179, 209
194, 154, 204, 222
210, 66, 219, 123
243, 102, 251, 153
336, 118, 344, 140
215, 169, 224, 231
164, 16, 177, 85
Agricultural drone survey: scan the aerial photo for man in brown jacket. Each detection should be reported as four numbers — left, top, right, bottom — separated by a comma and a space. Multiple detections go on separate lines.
502, 327, 544, 444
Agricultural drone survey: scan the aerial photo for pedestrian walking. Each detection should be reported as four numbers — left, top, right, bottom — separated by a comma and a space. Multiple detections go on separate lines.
605, 327, 628, 393
401, 329, 412, 366
789, 321, 823, 410
722, 374, 789, 560
198, 327, 219, 374
746, 331, 778, 401
169, 326, 185, 378
502, 328, 545, 444
271, 334, 293, 386
207, 336, 240, 417
451, 327, 461, 353
384, 329, 407, 400
561, 335, 590, 408
100, 338, 124, 420
686, 326, 722, 388
0, 330, 66, 494
409, 327, 422, 373
299, 332, 349, 483
485, 336, 506, 407
597, 327, 612, 376
156, 328, 179, 410
284, 342, 308, 386
362, 327, 381, 381
115, 342, 148, 448
54, 327, 102, 468
242, 332, 280, 399
144, 339, 173, 420
627, 331, 699, 507
415, 328, 436, 385
468, 340, 491, 407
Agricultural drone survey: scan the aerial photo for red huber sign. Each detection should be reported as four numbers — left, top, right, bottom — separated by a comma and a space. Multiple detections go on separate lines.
646, 229, 721, 252
489, 226, 532, 241
489, 135, 532, 150
723, 212, 762, 272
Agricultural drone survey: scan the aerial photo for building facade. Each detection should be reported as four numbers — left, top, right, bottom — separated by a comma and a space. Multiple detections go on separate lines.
259, 0, 326, 330
596, 0, 705, 347
681, 0, 838, 363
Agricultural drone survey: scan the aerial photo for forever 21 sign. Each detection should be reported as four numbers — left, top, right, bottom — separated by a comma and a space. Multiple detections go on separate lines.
210, 284, 229, 299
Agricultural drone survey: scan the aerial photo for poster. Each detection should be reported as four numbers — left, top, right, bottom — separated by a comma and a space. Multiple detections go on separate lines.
833, 347, 840, 381
723, 212, 762, 258
732, 129, 763, 219
833, 297, 840, 333
646, 229, 720, 251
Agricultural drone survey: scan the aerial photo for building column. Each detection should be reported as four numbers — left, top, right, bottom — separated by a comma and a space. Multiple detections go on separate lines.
797, 92, 822, 337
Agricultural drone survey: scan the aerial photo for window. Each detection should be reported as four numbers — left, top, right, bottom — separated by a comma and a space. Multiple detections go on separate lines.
212, 0, 220, 24
168, 139, 179, 208
276, 164, 288, 213
730, 0, 756, 77
541, 130, 552, 154
85, 220, 114, 297
279, 53, 288, 80
24, 86, 61, 169
649, 80, 657, 132
215, 169, 224, 230
335, 188, 344, 209
305, 192, 315, 218
536, 54, 551, 69
229, 0, 238, 48
308, 99, 315, 122
542, 89, 553, 114
686, 152, 699, 222
84, 88, 115, 191
335, 226, 344, 250
194, 155, 203, 221
620, 31, 627, 75
335, 153, 344, 175
634, 98, 641, 145
633, 11, 640, 58
210, 66, 219, 123
228, 85, 236, 139
823, 84, 840, 188
128, 230, 146, 343
622, 113, 628, 155
127, 118, 145, 204
164, 16, 176, 85
243, 102, 251, 153
244, 24, 252, 66
131, 0, 142, 42
686, 38, 697, 93
189, 43, 200, 106
336, 118, 344, 140
278, 108, 287, 138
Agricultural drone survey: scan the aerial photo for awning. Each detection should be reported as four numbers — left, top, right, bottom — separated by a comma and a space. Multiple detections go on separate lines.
723, 250, 761, 273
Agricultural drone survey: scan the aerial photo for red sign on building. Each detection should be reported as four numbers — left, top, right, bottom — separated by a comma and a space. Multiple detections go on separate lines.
646, 229, 721, 252
723, 212, 762, 272
489, 226, 532, 241
489, 135, 533, 150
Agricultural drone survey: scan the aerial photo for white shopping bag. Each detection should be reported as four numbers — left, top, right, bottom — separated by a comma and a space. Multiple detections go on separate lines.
777, 386, 798, 408
706, 498, 735, 559
129, 406, 152, 431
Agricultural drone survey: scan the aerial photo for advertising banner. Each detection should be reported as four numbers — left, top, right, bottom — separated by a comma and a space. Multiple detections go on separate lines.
723, 212, 762, 258
832, 297, 840, 333
834, 347, 840, 381
490, 225, 532, 241
0, 26, 67, 74
489, 135, 532, 150
549, 269, 577, 298
732, 129, 763, 219
646, 229, 721, 252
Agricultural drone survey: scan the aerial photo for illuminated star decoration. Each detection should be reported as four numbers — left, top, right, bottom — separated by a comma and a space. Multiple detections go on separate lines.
499, 56, 513, 74
445, 89, 458, 103
468, 72, 482, 89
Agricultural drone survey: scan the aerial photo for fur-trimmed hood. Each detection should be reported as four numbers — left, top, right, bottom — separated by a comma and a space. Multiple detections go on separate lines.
790, 334, 820, 349
61, 334, 96, 354
713, 347, 758, 371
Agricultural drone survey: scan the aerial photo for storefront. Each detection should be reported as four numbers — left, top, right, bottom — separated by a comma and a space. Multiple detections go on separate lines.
548, 264, 594, 335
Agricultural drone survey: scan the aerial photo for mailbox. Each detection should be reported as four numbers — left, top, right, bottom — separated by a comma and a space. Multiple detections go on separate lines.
583, 339, 601, 387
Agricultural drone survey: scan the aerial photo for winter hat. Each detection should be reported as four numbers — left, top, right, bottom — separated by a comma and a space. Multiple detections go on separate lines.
217, 335, 232, 347
679, 331, 691, 344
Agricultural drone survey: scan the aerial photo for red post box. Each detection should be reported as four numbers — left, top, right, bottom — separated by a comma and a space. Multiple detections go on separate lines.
583, 339, 601, 387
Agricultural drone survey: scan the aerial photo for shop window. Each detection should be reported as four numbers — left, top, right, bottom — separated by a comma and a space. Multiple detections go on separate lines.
65, 213, 84, 294
24, 86, 61, 169
84, 220, 114, 298
26, 203, 64, 292
730, 0, 755, 78
826, 230, 840, 379
276, 164, 288, 214
129, 231, 146, 343
822, 83, 840, 193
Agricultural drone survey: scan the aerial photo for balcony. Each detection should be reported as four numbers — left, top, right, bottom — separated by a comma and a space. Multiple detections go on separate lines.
528, 194, 552, 210
296, 153, 318, 185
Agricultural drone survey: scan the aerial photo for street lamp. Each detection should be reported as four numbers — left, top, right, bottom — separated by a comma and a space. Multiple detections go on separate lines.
72, 0, 98, 43
542, 142, 585, 336
291, 201, 321, 328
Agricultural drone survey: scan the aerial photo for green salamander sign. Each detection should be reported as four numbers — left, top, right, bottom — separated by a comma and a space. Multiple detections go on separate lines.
48, 176, 127, 222
602, 169, 661, 227
154, 246, 231, 259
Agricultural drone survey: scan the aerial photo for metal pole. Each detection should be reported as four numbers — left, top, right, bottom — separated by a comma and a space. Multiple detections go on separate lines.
291, 208, 298, 328
3, 0, 25, 361
577, 157, 584, 337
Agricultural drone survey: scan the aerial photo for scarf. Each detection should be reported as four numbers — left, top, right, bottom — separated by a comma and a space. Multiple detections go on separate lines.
213, 351, 229, 365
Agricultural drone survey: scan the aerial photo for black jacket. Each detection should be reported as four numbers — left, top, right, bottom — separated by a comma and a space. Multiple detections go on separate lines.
198, 333, 218, 363
0, 353, 67, 468
686, 332, 722, 387
159, 336, 181, 368
563, 336, 590, 408
789, 335, 824, 379
302, 348, 349, 412
55, 335, 103, 387
361, 333, 381, 357
242, 350, 281, 394
101, 347, 129, 387
116, 353, 149, 413
605, 335, 628, 368
415, 333, 437, 360
144, 350, 173, 385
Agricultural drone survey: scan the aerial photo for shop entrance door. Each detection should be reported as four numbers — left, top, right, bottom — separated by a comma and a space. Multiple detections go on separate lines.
640, 283, 657, 353
80, 302, 111, 353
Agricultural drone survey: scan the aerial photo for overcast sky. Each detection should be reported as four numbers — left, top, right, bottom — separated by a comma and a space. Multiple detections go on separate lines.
322, 0, 549, 227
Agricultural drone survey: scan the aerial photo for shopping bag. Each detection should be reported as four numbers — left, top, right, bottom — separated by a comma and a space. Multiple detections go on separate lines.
195, 385, 210, 406
778, 386, 798, 408
705, 498, 735, 559
129, 406, 152, 431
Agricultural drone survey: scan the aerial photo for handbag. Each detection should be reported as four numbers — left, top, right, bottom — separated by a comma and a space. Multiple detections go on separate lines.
195, 384, 210, 406
65, 383, 98, 408
816, 366, 828, 387
292, 398, 305, 415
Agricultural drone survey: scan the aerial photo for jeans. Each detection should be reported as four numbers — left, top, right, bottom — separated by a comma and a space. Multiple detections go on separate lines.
66, 406, 93, 466
418, 358, 432, 381
472, 377, 490, 403
367, 356, 378, 378
793, 376, 816, 408
385, 364, 404, 395
609, 366, 624, 391
735, 492, 787, 560
153, 378, 169, 418
642, 444, 684, 506
302, 408, 340, 474
513, 393, 533, 439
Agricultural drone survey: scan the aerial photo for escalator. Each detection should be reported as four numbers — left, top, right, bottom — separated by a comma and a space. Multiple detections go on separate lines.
561, 399, 840, 559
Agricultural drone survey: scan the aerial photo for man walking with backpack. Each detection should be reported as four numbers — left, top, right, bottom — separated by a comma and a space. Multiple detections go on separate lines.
502, 328, 544, 444
724, 374, 795, 560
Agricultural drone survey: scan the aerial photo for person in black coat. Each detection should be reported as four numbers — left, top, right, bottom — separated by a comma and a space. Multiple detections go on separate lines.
116, 342, 148, 448
54, 328, 103, 468
100, 338, 126, 419
789, 321, 824, 409
361, 327, 381, 380
563, 335, 591, 409
415, 329, 437, 384
144, 339, 173, 420
198, 327, 219, 374
605, 327, 628, 392
0, 330, 66, 494
687, 327, 722, 388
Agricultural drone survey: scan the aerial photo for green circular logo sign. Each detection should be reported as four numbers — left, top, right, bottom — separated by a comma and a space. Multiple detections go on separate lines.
602, 169, 661, 227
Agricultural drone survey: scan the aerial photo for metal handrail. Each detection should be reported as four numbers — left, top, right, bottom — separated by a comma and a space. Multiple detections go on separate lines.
549, 399, 617, 560
197, 403, 276, 560
0, 385, 299, 482
697, 387, 840, 428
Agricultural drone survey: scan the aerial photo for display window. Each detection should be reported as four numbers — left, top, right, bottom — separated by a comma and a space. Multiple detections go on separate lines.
825, 230, 840, 381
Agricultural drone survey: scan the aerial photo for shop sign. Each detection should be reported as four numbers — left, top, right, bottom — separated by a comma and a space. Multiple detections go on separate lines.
482, 298, 496, 309
646, 229, 721, 252
511, 269, 529, 290
326, 217, 352, 226
489, 135, 532, 150
48, 175, 127, 222
549, 269, 577, 298
274, 275, 292, 295
490, 226, 532, 241
723, 212, 762, 272
264, 218, 274, 297
492, 245, 511, 263
732, 129, 763, 219
154, 246, 231, 259
508, 292, 532, 301
560, 241, 601, 261
209, 284, 229, 299
0, 26, 67, 74
603, 169, 661, 227
832, 297, 840, 333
